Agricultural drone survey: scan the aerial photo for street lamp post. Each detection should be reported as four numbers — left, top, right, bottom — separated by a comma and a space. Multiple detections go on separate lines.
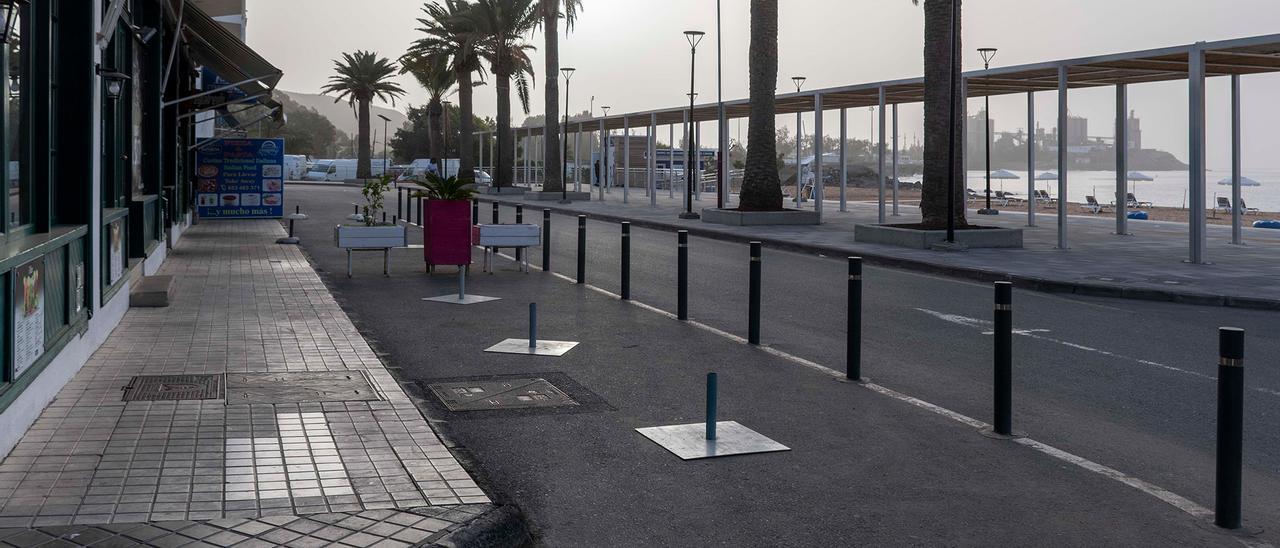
680, 30, 706, 220
560, 67, 576, 203
977, 47, 999, 215
792, 76, 806, 206
601, 105, 611, 192
377, 114, 391, 178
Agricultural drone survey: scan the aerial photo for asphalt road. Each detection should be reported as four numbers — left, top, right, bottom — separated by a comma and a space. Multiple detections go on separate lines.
286, 184, 1279, 544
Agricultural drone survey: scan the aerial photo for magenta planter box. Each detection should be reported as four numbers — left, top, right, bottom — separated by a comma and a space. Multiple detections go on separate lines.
423, 199, 473, 266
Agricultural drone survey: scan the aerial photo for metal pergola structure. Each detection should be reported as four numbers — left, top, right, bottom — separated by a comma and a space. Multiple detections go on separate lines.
477, 33, 1280, 263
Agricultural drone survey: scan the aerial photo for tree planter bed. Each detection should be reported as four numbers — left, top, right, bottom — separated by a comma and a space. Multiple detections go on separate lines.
853, 223, 1023, 249
700, 208, 821, 226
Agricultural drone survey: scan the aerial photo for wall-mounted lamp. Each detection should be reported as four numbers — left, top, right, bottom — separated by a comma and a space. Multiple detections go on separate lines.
96, 65, 131, 101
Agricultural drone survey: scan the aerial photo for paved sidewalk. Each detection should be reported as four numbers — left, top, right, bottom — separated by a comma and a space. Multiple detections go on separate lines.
0, 221, 514, 546
475, 187, 1280, 308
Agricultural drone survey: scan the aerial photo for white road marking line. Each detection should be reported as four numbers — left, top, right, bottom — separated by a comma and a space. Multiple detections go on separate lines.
916, 307, 1280, 398
494, 252, 1247, 535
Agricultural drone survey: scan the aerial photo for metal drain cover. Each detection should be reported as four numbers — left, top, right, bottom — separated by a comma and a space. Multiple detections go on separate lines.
428, 378, 578, 411
225, 371, 381, 404
122, 375, 223, 402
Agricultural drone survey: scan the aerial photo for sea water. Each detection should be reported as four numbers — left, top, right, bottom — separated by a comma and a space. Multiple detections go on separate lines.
964, 168, 1280, 212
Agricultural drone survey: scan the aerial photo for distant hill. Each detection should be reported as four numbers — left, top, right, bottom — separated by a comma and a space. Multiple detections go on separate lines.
277, 89, 408, 138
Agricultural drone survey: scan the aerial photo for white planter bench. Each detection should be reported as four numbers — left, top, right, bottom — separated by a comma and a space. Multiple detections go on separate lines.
334, 224, 407, 277
477, 223, 541, 273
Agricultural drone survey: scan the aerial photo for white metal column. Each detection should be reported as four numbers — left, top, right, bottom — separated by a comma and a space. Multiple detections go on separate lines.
1115, 84, 1128, 235
668, 123, 675, 199
681, 110, 689, 201
650, 114, 657, 206
795, 108, 803, 207
892, 104, 899, 216
838, 108, 847, 212
1231, 74, 1242, 245
877, 87, 887, 224
575, 123, 582, 191
1188, 45, 1207, 263
523, 131, 530, 185
598, 118, 605, 201
814, 94, 824, 222
623, 118, 631, 204
720, 106, 730, 207
1057, 67, 1069, 249
1026, 93, 1036, 227
694, 121, 702, 200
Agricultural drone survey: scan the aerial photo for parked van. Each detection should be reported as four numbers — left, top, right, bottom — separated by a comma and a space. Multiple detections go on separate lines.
397, 158, 491, 184
302, 159, 390, 181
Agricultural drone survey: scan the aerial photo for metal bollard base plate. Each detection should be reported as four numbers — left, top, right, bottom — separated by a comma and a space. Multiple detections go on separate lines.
421, 294, 502, 305
1194, 519, 1264, 537
978, 427, 1027, 440
275, 237, 300, 245
484, 338, 579, 357
636, 421, 789, 460
834, 376, 871, 385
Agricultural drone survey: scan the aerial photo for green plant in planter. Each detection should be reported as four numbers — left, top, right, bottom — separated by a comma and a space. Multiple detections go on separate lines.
411, 172, 476, 201
360, 175, 393, 226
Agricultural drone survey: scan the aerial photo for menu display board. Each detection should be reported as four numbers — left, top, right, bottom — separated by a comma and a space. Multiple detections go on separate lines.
12, 259, 45, 379
195, 138, 285, 219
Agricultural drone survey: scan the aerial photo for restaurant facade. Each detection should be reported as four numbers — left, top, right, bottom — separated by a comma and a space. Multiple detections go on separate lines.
0, 0, 281, 457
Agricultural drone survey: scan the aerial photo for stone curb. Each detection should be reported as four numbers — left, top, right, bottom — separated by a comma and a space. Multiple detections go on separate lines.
477, 196, 1280, 311
424, 504, 531, 548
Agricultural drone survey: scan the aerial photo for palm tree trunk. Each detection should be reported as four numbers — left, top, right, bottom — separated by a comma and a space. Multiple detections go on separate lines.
542, 0, 563, 192
495, 63, 513, 188
920, 0, 967, 228
429, 99, 444, 170
357, 98, 372, 179
458, 73, 475, 181
740, 0, 783, 211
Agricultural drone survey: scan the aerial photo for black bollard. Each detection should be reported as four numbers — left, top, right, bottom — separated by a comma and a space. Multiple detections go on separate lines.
529, 303, 538, 349
678, 230, 689, 320
473, 199, 479, 225
382, 211, 386, 224
576, 215, 586, 284
748, 242, 762, 345
706, 372, 718, 440
418, 198, 424, 227
397, 188, 403, 220
542, 209, 551, 270
288, 205, 299, 238
1215, 327, 1245, 530
621, 223, 631, 300
993, 281, 1013, 436
492, 201, 499, 224
392, 215, 397, 225
515, 205, 524, 262
847, 257, 863, 381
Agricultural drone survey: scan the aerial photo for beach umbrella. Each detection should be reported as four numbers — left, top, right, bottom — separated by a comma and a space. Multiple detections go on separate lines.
1126, 171, 1155, 195
1034, 172, 1058, 199
990, 169, 1020, 193
1216, 176, 1262, 187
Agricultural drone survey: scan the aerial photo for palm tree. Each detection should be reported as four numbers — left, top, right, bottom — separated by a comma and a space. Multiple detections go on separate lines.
538, 0, 582, 193
321, 51, 407, 178
915, 0, 966, 228
401, 54, 457, 170
739, 0, 783, 211
466, 0, 539, 188
406, 0, 486, 182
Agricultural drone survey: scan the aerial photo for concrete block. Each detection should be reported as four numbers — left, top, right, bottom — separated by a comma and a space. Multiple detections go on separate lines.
129, 275, 174, 308
523, 191, 592, 201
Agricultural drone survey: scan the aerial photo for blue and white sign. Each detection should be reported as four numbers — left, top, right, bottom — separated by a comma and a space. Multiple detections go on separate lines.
196, 138, 285, 219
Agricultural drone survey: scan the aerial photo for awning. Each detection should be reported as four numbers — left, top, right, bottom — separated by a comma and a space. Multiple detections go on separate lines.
168, 1, 282, 111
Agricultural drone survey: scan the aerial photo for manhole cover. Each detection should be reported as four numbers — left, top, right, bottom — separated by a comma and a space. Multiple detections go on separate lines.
225, 371, 381, 404
428, 378, 577, 411
122, 374, 223, 402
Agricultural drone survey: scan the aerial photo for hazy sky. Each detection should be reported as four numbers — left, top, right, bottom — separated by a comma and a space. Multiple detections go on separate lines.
245, 0, 1280, 170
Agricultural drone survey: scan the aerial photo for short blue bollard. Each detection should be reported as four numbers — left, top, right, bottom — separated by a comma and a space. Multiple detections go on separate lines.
706, 372, 718, 440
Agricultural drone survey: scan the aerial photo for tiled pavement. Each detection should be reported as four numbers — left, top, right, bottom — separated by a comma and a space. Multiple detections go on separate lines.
0, 221, 497, 545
